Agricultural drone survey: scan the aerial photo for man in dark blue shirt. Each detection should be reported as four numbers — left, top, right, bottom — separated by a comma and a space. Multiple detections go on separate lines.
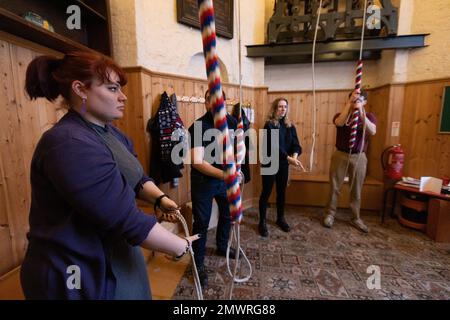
188, 90, 237, 287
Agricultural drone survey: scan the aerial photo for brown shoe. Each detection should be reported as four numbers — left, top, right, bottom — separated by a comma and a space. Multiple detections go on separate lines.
323, 214, 335, 228
351, 218, 369, 233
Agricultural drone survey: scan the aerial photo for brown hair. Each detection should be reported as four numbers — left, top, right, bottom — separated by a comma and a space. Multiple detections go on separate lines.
25, 51, 127, 103
268, 97, 292, 127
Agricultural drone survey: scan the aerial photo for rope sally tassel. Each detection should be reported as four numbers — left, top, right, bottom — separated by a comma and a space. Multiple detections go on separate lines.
349, 60, 363, 149
347, 0, 369, 192
198, 0, 243, 223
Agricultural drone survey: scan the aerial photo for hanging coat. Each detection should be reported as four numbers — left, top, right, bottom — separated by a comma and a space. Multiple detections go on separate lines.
146, 92, 186, 184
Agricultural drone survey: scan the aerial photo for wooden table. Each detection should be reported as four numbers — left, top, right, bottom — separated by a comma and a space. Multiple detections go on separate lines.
389, 183, 450, 242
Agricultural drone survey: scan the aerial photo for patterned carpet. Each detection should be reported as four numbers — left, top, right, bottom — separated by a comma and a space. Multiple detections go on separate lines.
173, 206, 450, 300
173, 207, 450, 300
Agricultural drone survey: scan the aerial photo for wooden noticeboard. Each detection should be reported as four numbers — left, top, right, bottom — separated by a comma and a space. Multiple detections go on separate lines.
439, 86, 450, 134
176, 0, 234, 39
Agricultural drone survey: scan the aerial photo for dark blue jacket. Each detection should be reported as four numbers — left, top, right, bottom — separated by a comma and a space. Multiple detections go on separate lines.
188, 111, 238, 181
20, 110, 156, 300
262, 119, 302, 167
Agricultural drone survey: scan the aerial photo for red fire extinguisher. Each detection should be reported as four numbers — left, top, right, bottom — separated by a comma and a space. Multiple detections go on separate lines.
381, 144, 405, 180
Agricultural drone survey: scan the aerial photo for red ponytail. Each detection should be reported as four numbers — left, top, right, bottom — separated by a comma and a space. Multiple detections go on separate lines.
25, 51, 127, 102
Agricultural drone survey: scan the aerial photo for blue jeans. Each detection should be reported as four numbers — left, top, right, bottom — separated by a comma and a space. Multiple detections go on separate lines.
191, 174, 231, 267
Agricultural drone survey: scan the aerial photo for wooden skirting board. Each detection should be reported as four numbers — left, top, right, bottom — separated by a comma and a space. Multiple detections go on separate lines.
269, 175, 383, 211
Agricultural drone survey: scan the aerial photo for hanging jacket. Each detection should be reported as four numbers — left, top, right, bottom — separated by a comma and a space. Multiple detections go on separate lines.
146, 92, 186, 184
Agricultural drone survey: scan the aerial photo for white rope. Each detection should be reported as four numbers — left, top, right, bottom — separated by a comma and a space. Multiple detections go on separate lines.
227, 181, 252, 300
347, 0, 369, 192
359, 0, 368, 61
310, 0, 324, 172
174, 210, 203, 300
227, 0, 252, 300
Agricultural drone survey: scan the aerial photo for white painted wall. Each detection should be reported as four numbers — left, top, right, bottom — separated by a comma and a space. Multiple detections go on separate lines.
131, 0, 265, 86
109, 0, 449, 90
109, 0, 138, 66
406, 0, 450, 82
265, 61, 357, 91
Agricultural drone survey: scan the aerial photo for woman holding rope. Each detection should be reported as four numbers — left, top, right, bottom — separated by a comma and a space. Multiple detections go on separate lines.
258, 97, 302, 238
20, 51, 199, 300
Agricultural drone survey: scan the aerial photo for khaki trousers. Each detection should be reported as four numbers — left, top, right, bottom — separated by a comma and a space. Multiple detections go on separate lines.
325, 150, 367, 220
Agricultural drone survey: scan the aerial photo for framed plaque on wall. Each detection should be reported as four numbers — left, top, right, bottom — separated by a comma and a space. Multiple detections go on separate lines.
176, 0, 234, 39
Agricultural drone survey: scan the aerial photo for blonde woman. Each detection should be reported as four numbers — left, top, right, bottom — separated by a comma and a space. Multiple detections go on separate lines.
258, 98, 302, 237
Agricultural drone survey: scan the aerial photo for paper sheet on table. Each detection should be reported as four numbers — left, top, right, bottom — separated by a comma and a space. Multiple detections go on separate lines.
419, 177, 443, 194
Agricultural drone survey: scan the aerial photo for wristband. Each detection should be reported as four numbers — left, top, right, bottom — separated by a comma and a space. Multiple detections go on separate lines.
173, 238, 190, 261
154, 194, 170, 212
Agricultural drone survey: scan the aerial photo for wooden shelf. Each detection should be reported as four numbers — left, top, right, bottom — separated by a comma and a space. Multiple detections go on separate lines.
400, 195, 428, 212
0, 7, 95, 53
0, 0, 111, 56
398, 214, 427, 231
74, 0, 106, 20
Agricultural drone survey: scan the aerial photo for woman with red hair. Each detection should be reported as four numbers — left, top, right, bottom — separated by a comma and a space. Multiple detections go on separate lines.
21, 51, 198, 300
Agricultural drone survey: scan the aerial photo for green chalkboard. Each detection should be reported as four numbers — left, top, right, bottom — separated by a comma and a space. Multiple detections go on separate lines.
439, 86, 450, 134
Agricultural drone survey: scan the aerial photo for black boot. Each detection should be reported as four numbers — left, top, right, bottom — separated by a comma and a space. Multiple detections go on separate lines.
258, 205, 269, 237
258, 220, 268, 237
197, 265, 208, 287
276, 215, 291, 232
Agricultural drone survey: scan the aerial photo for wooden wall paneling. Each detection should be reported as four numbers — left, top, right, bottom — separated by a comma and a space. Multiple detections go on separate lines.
252, 88, 268, 200
0, 40, 28, 272
302, 92, 314, 173
429, 83, 450, 179
396, 81, 450, 179
325, 91, 338, 177
297, 92, 309, 173
239, 87, 256, 206
400, 84, 417, 177
184, 80, 198, 204
366, 86, 390, 181
318, 92, 329, 175
162, 77, 175, 96
10, 46, 40, 208
132, 72, 147, 174
431, 82, 449, 178
0, 227, 15, 276
193, 81, 207, 120
0, 41, 13, 228
405, 85, 429, 176
12, 48, 46, 265
388, 85, 405, 146
118, 72, 146, 170
173, 78, 189, 205
0, 37, 66, 277
141, 72, 153, 173
400, 82, 450, 178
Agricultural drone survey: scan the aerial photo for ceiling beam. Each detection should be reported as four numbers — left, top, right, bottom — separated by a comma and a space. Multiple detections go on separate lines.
246, 34, 428, 64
